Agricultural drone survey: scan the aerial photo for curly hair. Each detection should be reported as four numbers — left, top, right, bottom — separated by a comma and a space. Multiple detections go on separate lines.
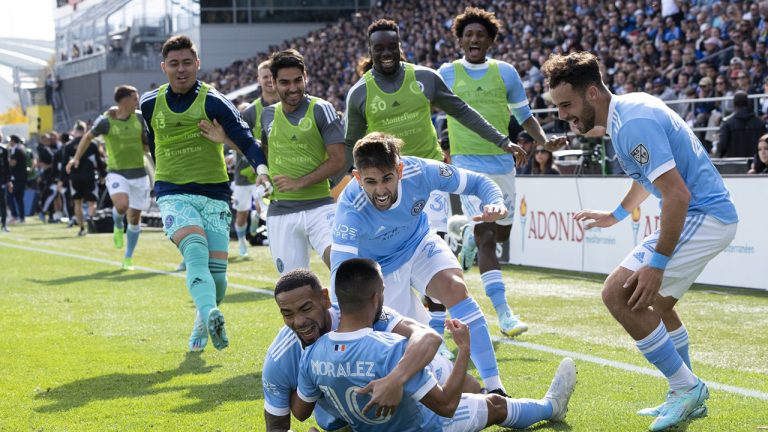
452, 7, 501, 41
368, 18, 400, 39
541, 51, 603, 91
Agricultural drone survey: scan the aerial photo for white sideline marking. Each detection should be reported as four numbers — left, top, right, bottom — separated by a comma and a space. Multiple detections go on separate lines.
3, 240, 768, 401
494, 338, 768, 401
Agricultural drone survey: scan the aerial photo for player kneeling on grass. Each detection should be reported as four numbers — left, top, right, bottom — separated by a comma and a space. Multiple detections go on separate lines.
263, 267, 461, 431
293, 258, 577, 432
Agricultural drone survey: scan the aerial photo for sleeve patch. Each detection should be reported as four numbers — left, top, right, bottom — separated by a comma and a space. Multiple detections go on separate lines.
631, 143, 650, 165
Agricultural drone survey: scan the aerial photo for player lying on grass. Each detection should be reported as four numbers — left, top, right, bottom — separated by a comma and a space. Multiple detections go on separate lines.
293, 258, 577, 432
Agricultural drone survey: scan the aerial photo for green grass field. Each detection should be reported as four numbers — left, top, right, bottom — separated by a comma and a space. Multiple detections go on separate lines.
2, 220, 767, 431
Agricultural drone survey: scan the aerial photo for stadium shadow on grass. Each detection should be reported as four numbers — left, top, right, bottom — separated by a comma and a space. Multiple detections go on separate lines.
27, 269, 162, 286
34, 352, 224, 413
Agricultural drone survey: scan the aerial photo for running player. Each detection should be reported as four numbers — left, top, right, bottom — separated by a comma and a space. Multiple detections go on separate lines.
295, 258, 577, 431
140, 35, 269, 352
331, 132, 509, 395
543, 51, 738, 431
344, 18, 527, 234
233, 60, 279, 257
438, 7, 568, 338
263, 267, 454, 431
67, 85, 151, 269
63, 121, 105, 236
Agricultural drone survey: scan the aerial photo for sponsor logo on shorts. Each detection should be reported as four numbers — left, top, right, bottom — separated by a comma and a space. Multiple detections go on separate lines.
411, 199, 426, 216
276, 258, 284, 273
164, 215, 175, 229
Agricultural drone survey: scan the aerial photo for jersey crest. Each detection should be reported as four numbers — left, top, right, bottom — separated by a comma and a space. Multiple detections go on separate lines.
631, 143, 649, 165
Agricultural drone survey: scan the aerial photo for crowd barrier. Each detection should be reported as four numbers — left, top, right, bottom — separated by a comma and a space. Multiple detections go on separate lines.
503, 176, 766, 291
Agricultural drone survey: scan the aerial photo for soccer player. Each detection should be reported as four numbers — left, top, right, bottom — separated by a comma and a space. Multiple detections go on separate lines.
67, 85, 151, 269
344, 19, 527, 235
438, 7, 567, 338
258, 49, 345, 274
294, 258, 577, 431
543, 51, 738, 431
331, 132, 509, 395
140, 35, 269, 352
263, 267, 454, 431
233, 60, 279, 257
62, 121, 105, 236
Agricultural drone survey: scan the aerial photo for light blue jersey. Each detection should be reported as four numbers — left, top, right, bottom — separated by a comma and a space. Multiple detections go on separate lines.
262, 306, 402, 429
607, 93, 738, 224
331, 157, 503, 276
438, 58, 531, 174
298, 328, 442, 432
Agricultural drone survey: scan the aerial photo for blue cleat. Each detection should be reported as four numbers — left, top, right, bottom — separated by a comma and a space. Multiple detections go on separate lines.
207, 308, 229, 350
638, 392, 708, 419
188, 310, 208, 352
498, 307, 529, 338
458, 224, 476, 272
648, 380, 709, 431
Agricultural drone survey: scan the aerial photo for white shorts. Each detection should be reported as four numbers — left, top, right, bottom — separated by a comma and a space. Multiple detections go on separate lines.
620, 214, 737, 299
267, 203, 335, 274
231, 184, 260, 212
460, 171, 515, 226
383, 232, 461, 325
106, 173, 151, 211
428, 352, 454, 386
425, 190, 451, 233
442, 393, 489, 432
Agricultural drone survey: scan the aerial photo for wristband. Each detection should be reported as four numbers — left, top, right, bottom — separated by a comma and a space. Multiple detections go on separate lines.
611, 204, 630, 221
256, 164, 269, 176
649, 252, 670, 270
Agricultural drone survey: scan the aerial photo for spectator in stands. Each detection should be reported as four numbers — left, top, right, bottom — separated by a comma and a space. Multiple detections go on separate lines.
748, 134, 768, 174
714, 74, 735, 113
516, 131, 536, 175
653, 77, 677, 101
718, 91, 767, 157
531, 145, 561, 175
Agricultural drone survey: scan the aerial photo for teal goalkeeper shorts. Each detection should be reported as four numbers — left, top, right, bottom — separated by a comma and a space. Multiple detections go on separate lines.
158, 194, 232, 240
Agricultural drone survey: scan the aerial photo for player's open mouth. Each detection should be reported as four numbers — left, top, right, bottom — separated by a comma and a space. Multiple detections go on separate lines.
297, 325, 317, 340
469, 46, 481, 55
374, 194, 390, 205
381, 59, 395, 68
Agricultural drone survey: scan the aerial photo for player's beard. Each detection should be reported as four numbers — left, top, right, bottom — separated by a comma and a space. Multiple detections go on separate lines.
372, 297, 384, 327
576, 98, 597, 134
368, 189, 396, 210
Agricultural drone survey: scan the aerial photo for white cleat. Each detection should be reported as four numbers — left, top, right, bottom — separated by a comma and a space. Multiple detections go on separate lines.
545, 357, 577, 422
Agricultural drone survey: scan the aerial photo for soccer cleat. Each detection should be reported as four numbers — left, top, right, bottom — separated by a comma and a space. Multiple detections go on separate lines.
648, 380, 709, 431
487, 387, 509, 397
498, 308, 529, 338
238, 241, 248, 257
457, 224, 476, 271
207, 308, 229, 350
77, 228, 87, 237
638, 394, 708, 419
121, 257, 134, 271
437, 341, 455, 361
1, 226, 9, 232
113, 227, 124, 249
545, 357, 577, 422
188, 310, 208, 352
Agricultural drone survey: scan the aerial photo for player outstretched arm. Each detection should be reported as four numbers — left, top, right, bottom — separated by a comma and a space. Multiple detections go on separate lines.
574, 181, 651, 229
354, 317, 442, 417
418, 319, 470, 418
199, 118, 270, 186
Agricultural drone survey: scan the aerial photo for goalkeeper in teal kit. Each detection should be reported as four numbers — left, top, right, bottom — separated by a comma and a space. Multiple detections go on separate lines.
140, 35, 268, 351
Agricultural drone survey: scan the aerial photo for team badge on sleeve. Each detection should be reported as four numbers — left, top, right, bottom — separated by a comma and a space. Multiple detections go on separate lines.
631, 144, 649, 165
438, 163, 453, 177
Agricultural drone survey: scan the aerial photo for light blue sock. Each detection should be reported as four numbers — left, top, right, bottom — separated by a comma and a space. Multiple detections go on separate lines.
178, 234, 216, 318
125, 224, 140, 258
206, 230, 230, 305
112, 208, 124, 230
448, 297, 500, 388
429, 311, 446, 337
480, 270, 507, 310
637, 321, 695, 391
235, 223, 247, 244
668, 325, 691, 371
500, 398, 553, 428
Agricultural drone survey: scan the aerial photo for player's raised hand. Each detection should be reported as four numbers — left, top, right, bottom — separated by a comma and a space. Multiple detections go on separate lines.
445, 319, 470, 353
198, 119, 227, 143
543, 135, 569, 152
573, 210, 618, 230
624, 266, 663, 311
503, 141, 527, 166
355, 374, 403, 419
473, 203, 508, 223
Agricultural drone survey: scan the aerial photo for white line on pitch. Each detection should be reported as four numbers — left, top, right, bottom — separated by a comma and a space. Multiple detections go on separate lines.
3, 240, 768, 401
